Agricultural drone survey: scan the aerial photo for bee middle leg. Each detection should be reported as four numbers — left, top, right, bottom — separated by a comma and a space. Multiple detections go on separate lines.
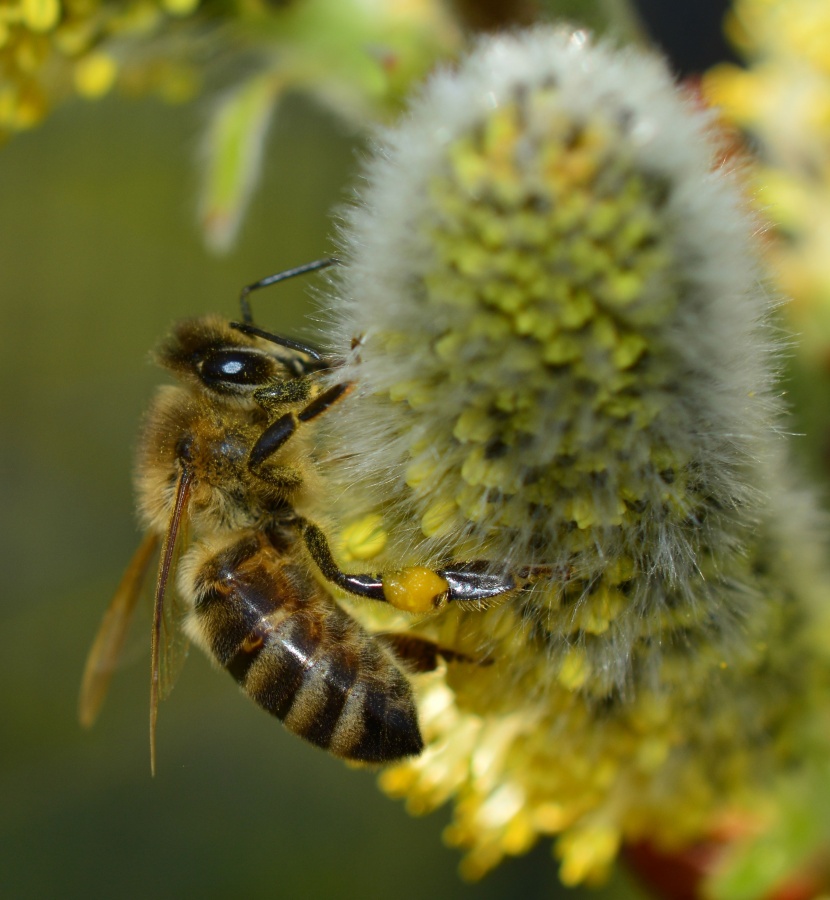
378, 633, 488, 673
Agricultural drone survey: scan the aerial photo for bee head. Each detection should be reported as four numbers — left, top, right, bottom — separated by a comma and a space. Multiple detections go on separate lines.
156, 315, 322, 399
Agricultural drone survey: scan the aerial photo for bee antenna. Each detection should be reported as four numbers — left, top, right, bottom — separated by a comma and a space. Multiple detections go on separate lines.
229, 321, 326, 364
238, 257, 339, 325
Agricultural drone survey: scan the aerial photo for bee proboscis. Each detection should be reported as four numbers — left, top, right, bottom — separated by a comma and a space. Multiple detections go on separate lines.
80, 259, 538, 773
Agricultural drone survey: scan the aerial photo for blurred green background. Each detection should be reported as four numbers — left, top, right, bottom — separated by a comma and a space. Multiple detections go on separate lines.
0, 92, 649, 898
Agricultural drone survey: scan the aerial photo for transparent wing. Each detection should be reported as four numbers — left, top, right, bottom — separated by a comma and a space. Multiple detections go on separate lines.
78, 531, 159, 728
150, 466, 194, 775
157, 505, 192, 704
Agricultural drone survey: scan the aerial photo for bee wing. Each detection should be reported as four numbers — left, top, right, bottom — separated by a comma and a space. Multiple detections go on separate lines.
150, 466, 194, 776
79, 531, 160, 728
157, 511, 191, 703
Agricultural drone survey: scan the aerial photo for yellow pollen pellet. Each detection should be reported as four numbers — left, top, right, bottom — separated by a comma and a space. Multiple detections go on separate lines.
383, 567, 449, 613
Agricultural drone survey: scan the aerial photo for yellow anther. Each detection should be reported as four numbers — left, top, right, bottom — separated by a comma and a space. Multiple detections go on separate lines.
383, 567, 449, 613
421, 498, 459, 538
557, 648, 589, 690
339, 514, 387, 562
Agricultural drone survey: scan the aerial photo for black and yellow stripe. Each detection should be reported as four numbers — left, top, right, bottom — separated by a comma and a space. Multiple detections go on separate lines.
191, 532, 423, 763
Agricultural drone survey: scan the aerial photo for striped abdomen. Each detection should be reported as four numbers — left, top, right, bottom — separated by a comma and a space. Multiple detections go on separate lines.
187, 531, 423, 762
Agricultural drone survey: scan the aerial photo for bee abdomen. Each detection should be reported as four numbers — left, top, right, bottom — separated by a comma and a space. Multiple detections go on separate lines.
190, 534, 423, 763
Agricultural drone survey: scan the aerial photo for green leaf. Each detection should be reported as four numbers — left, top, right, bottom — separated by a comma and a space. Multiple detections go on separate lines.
198, 72, 281, 254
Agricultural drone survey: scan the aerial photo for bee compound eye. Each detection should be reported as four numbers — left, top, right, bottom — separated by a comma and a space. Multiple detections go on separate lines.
198, 348, 274, 391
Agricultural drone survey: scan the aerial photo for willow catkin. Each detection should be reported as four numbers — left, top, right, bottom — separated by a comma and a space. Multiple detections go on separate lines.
321, 28, 828, 884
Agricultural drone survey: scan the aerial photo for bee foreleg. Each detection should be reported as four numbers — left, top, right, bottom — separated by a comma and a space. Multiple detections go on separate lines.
253, 377, 313, 410
248, 382, 353, 473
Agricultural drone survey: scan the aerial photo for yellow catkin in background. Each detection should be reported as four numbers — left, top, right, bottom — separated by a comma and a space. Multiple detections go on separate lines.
703, 0, 830, 360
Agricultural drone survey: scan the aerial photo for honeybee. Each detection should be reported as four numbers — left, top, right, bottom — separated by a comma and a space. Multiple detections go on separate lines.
80, 260, 532, 772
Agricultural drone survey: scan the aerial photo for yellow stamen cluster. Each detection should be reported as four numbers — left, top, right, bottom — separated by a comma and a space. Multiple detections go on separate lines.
400, 92, 679, 559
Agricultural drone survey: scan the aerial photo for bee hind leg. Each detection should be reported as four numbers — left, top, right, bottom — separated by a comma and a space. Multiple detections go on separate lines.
298, 519, 536, 614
